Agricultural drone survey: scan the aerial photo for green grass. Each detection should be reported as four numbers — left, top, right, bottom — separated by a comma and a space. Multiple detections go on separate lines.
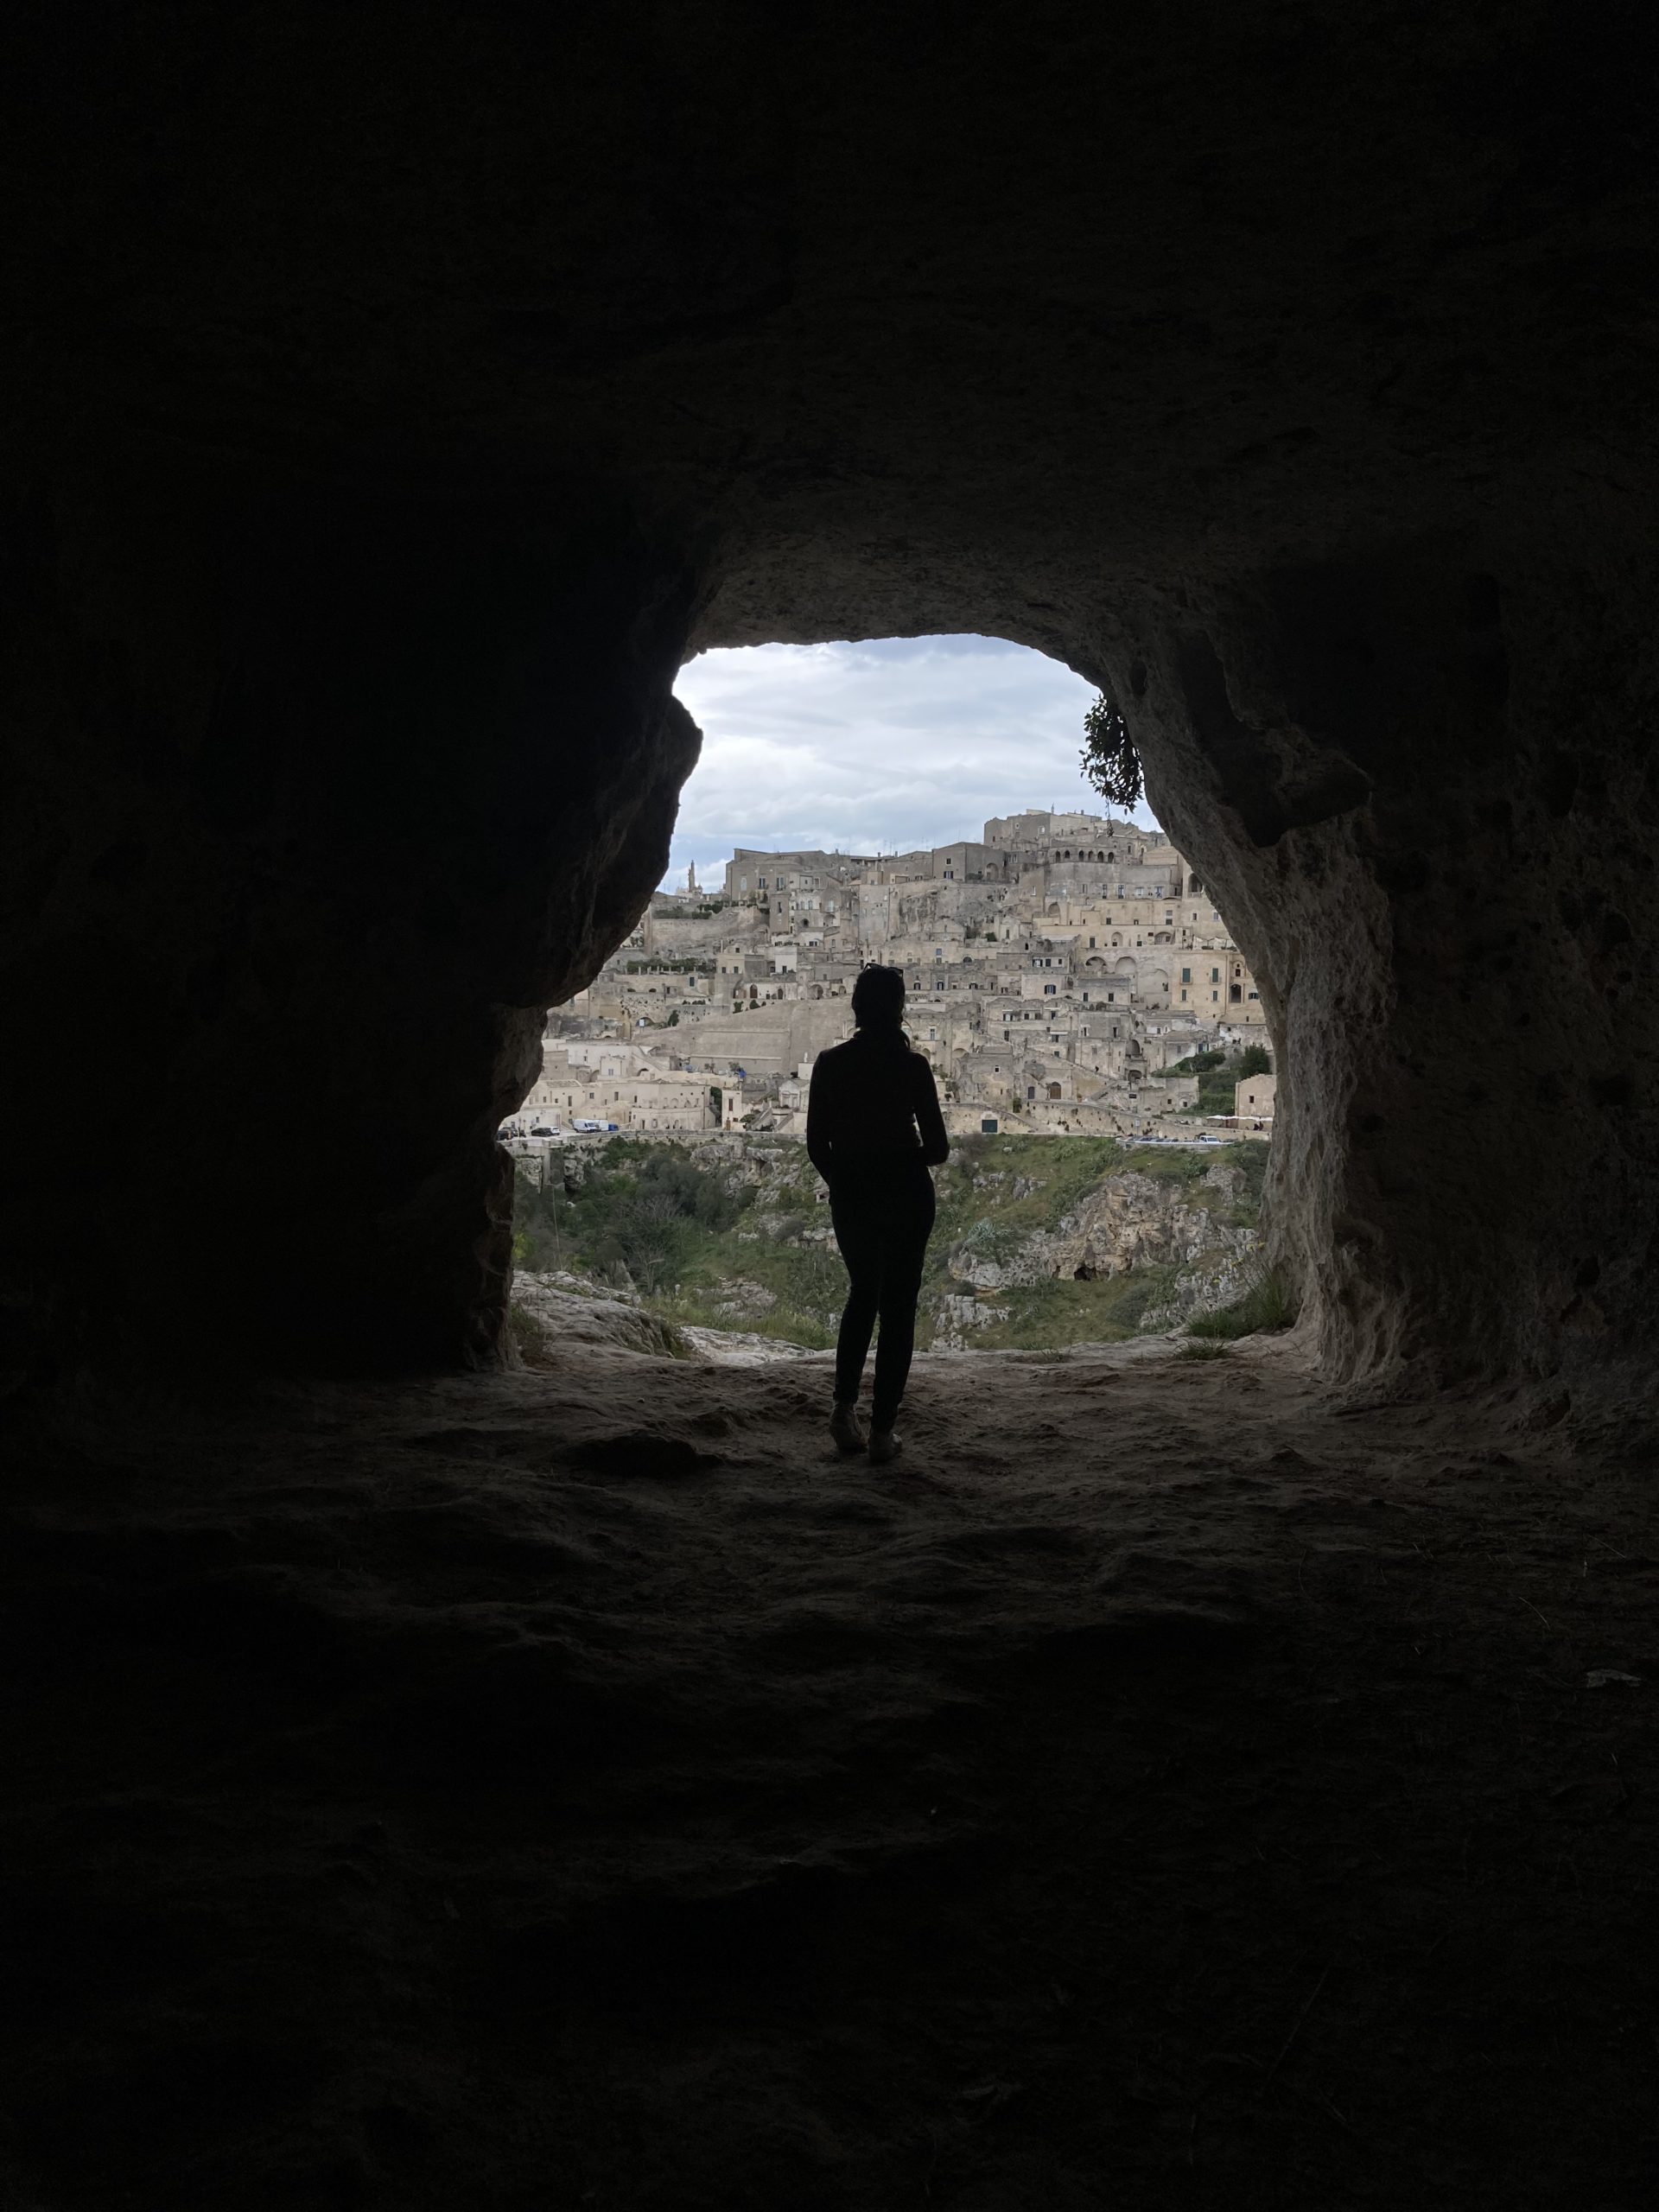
940, 1264, 1179, 1351
511, 1133, 1267, 1356
507, 1303, 554, 1365
1174, 1339, 1230, 1361
1122, 1143, 1209, 1185
931, 1135, 1128, 1247
652, 1290, 835, 1351
1185, 1264, 1298, 1339
658, 1230, 846, 1348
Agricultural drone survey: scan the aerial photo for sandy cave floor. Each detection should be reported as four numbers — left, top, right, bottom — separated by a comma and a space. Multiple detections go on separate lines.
3, 1337, 1658, 2210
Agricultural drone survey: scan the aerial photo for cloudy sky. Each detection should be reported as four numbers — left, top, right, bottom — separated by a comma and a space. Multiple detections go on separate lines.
664, 634, 1160, 892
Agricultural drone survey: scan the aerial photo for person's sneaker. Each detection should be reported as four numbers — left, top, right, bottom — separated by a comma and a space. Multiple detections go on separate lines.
830, 1402, 865, 1454
868, 1427, 902, 1465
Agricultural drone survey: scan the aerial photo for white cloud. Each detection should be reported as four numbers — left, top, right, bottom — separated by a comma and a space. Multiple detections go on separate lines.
664, 635, 1158, 892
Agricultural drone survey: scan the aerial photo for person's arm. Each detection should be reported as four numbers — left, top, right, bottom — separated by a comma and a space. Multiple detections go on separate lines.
913, 1055, 950, 1166
806, 1058, 835, 1185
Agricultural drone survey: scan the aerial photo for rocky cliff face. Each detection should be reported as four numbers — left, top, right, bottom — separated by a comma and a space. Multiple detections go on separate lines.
935, 1159, 1262, 1348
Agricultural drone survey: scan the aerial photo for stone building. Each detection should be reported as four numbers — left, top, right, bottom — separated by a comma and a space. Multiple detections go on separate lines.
559, 806, 1268, 1137
1235, 1071, 1277, 1122
524, 1043, 739, 1133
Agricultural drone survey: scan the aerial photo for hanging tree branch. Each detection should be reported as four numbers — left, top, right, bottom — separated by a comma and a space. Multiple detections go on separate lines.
1079, 690, 1143, 811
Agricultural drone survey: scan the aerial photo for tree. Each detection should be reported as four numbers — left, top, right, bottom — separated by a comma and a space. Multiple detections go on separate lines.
1237, 1043, 1272, 1077
1080, 690, 1144, 810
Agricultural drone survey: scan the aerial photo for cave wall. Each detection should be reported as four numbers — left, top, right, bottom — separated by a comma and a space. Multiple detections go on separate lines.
3, 1, 1655, 1392
0, 454, 697, 1376
1096, 534, 1659, 1391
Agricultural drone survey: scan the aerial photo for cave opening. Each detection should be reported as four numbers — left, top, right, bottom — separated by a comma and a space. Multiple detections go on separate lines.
4, 4, 1657, 2201
505, 631, 1284, 1369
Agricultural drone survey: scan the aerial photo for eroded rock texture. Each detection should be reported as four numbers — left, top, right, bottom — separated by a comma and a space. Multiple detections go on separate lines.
2, 3, 1654, 1388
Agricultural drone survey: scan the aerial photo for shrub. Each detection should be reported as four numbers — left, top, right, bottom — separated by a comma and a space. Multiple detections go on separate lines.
1217, 1141, 1268, 1221
1123, 1145, 1207, 1185
1161, 1047, 1228, 1077
508, 1303, 555, 1367
1186, 1264, 1298, 1339
956, 1217, 1022, 1265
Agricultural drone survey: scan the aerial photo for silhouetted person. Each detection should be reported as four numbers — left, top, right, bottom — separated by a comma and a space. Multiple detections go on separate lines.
806, 964, 949, 1464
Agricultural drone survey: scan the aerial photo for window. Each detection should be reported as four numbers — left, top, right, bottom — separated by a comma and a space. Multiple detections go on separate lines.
1180, 966, 1191, 983
1044, 983, 1057, 995
1211, 968, 1220, 983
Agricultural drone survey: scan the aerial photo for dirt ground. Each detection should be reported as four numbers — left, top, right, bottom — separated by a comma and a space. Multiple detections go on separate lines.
3, 1336, 1657, 2210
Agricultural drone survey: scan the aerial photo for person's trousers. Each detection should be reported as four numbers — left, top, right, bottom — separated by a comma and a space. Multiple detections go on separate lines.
829, 1160, 936, 1429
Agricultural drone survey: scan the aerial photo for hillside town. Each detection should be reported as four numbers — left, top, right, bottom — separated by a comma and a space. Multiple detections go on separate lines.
510, 809, 1275, 1147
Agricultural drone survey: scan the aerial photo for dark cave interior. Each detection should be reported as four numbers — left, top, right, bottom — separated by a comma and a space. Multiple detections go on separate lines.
2, 4, 1656, 2205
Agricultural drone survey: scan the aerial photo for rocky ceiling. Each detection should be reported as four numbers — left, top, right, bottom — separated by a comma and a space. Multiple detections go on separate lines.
1, 2, 1655, 1395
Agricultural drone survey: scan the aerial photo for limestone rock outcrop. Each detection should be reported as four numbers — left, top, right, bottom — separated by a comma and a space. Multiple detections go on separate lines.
943, 1162, 1262, 1347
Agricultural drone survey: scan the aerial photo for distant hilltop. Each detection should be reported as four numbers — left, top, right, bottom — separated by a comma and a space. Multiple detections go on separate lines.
703, 808, 1174, 902
513, 805, 1270, 1147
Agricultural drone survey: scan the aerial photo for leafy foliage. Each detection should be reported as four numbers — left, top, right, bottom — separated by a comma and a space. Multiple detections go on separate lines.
1080, 690, 1144, 810
512, 1131, 1271, 1353
1156, 1042, 1274, 1116
1222, 1138, 1269, 1217
512, 1147, 750, 1295
1160, 1048, 1229, 1077
1122, 1144, 1208, 1185
950, 1264, 1179, 1351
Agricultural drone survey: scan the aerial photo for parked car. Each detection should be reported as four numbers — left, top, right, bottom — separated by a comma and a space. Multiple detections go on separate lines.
528, 1123, 561, 1139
